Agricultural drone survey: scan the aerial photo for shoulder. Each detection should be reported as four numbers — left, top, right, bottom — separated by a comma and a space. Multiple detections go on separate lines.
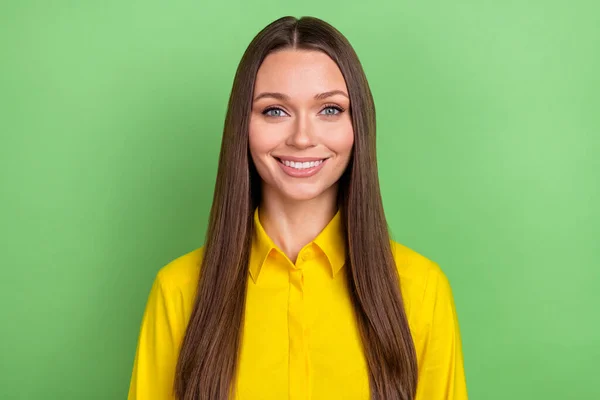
143, 246, 205, 326
390, 240, 445, 290
155, 246, 205, 294
389, 240, 453, 323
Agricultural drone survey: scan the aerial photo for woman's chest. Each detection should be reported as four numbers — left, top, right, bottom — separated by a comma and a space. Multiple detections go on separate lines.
233, 261, 370, 400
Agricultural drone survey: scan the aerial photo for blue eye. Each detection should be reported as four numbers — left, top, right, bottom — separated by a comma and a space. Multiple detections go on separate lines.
320, 106, 343, 116
262, 105, 344, 117
263, 107, 288, 117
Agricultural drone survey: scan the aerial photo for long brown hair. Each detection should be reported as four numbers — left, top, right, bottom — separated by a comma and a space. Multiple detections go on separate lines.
175, 16, 418, 400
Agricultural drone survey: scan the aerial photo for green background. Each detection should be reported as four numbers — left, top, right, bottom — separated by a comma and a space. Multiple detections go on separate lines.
1, 1, 598, 399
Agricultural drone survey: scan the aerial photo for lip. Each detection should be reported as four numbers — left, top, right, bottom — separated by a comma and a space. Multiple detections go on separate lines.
275, 157, 328, 178
274, 155, 329, 162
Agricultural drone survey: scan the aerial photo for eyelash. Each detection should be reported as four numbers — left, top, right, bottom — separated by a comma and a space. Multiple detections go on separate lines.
262, 104, 346, 117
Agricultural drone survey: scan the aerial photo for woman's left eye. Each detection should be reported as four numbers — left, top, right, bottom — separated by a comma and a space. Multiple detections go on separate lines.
320, 106, 343, 116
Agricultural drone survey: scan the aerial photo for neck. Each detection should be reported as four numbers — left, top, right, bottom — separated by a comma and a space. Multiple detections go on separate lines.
259, 184, 338, 264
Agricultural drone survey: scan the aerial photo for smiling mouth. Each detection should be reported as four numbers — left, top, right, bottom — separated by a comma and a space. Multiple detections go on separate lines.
274, 157, 329, 170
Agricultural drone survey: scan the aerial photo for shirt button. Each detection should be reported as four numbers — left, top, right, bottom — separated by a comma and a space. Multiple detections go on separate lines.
301, 249, 313, 261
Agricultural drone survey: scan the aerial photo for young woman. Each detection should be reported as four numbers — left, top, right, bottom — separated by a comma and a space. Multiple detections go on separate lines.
128, 16, 468, 400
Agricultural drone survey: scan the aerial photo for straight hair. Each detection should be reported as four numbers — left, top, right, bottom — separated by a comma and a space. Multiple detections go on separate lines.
175, 16, 418, 400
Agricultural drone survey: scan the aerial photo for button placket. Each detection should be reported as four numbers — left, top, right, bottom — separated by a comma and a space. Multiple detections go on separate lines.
288, 263, 309, 400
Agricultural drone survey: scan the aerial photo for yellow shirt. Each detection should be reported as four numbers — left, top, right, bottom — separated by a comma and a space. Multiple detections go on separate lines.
128, 209, 468, 399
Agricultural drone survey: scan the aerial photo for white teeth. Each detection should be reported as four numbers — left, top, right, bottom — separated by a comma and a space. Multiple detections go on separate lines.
281, 159, 324, 170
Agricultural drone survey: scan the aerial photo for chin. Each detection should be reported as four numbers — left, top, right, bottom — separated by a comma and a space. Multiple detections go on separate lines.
276, 182, 335, 202
280, 189, 324, 202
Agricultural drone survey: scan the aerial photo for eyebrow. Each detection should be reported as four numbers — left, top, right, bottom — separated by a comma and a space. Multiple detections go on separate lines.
253, 90, 349, 102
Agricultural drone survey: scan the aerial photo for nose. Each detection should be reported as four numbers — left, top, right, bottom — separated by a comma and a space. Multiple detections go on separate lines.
286, 111, 316, 149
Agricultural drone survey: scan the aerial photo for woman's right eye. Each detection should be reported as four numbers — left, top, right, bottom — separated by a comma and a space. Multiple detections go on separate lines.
263, 107, 289, 117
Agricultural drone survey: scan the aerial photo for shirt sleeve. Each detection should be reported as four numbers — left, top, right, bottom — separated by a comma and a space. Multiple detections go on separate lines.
415, 263, 468, 400
128, 272, 179, 400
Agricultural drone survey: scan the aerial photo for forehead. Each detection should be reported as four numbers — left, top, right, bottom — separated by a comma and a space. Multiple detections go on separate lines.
254, 49, 348, 96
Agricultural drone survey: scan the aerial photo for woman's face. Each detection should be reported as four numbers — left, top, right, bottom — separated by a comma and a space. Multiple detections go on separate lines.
249, 49, 354, 202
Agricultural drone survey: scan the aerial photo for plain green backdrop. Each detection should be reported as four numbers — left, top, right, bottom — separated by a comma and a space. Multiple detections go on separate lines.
1, 1, 598, 399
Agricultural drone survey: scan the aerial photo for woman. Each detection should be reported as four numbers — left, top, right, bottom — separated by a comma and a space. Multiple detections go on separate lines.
128, 16, 468, 400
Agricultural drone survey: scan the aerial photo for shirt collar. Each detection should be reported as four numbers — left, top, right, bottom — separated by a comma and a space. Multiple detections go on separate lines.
248, 207, 346, 283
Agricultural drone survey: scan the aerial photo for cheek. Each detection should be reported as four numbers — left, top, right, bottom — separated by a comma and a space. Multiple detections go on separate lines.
248, 118, 283, 156
323, 123, 354, 159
